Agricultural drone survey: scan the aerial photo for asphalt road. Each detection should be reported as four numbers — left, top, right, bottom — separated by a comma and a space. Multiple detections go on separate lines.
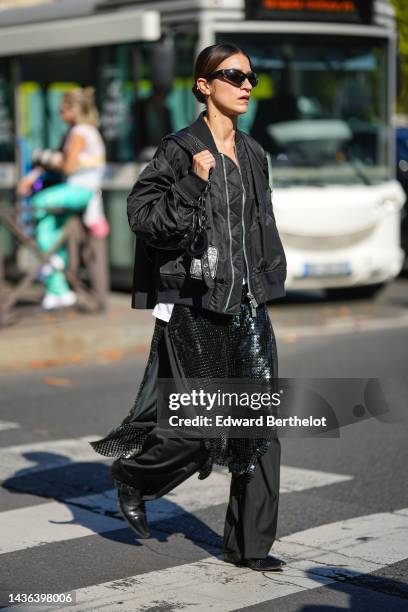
0, 281, 407, 611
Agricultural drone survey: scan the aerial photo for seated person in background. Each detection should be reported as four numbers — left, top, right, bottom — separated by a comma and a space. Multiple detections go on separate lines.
18, 87, 109, 310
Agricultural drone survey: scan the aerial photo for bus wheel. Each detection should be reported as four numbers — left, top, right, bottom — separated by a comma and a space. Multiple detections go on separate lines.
326, 283, 385, 300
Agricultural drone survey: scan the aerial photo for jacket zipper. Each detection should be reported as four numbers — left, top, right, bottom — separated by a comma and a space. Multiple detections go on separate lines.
220, 153, 235, 312
236, 163, 258, 317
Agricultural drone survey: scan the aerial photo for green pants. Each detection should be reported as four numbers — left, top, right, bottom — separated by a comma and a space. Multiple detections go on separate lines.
31, 184, 93, 296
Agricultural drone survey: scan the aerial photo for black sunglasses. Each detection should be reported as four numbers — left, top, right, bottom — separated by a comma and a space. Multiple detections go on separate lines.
205, 68, 258, 88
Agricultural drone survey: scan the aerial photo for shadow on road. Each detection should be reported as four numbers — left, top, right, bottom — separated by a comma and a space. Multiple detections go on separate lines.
2, 451, 223, 556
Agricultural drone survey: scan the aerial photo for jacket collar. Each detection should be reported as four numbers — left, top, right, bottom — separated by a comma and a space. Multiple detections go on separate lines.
187, 110, 263, 214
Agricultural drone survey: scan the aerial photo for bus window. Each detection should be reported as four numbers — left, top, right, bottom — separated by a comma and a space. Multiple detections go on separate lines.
47, 82, 80, 150
96, 44, 136, 163
19, 49, 93, 161
133, 33, 198, 161
0, 58, 14, 162
19, 82, 45, 153
220, 33, 389, 187
0, 58, 14, 260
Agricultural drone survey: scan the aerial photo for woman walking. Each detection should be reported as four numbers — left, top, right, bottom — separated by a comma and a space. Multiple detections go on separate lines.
90, 44, 287, 571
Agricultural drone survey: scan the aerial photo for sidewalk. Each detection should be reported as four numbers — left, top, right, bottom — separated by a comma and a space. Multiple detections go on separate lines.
2, 284, 407, 371
0, 292, 155, 371
0, 290, 292, 372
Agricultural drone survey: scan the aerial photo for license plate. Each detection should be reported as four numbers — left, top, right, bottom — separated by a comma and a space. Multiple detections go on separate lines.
303, 262, 352, 277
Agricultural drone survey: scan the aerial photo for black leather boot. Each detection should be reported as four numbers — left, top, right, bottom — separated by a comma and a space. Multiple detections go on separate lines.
115, 480, 150, 539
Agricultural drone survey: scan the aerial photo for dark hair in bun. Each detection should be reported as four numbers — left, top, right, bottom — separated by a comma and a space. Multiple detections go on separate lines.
192, 43, 253, 105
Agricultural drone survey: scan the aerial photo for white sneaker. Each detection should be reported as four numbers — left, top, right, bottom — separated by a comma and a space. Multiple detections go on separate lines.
41, 293, 62, 310
41, 291, 77, 310
59, 291, 77, 307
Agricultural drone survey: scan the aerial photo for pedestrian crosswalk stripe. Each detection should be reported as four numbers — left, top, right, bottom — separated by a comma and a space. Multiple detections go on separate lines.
0, 434, 353, 493
0, 433, 354, 557
70, 464, 352, 520
0, 470, 235, 555
0, 463, 353, 555
22, 508, 408, 612
280, 465, 352, 492
0, 435, 107, 482
70, 470, 232, 524
0, 501, 122, 555
0, 421, 20, 432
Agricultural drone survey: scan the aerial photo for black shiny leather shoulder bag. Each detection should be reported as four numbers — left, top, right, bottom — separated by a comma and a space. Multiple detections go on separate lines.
164, 131, 212, 258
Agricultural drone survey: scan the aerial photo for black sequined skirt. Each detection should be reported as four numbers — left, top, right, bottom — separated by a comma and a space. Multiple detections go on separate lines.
90, 284, 279, 479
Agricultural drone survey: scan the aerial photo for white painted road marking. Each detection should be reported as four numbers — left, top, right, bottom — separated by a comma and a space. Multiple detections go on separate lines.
74, 465, 352, 519
0, 463, 353, 555
0, 420, 20, 432
0, 432, 353, 491
0, 501, 122, 555
280, 465, 352, 492
0, 472, 232, 555
24, 508, 408, 612
0, 436, 107, 482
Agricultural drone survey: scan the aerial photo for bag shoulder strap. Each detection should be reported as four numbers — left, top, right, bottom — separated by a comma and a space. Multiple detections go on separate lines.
163, 130, 208, 157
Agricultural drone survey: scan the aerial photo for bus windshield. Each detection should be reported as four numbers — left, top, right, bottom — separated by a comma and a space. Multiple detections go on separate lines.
219, 34, 390, 187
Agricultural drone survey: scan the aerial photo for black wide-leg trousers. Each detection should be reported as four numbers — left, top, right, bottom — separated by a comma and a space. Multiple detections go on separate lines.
107, 287, 281, 559
112, 428, 281, 560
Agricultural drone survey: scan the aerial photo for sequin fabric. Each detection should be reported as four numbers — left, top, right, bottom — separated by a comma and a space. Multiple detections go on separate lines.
90, 284, 279, 480
89, 319, 166, 459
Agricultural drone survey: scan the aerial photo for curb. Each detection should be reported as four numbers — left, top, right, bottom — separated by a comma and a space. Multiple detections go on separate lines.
2, 295, 408, 372
0, 295, 155, 372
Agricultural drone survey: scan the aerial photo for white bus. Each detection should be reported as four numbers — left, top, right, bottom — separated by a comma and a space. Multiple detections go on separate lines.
0, 0, 404, 298
194, 0, 406, 298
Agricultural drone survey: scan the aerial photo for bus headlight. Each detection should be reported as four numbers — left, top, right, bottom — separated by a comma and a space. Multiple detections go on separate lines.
379, 197, 402, 213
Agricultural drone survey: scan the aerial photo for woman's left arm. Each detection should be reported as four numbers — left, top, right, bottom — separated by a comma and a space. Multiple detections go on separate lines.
262, 151, 278, 223
59, 132, 86, 175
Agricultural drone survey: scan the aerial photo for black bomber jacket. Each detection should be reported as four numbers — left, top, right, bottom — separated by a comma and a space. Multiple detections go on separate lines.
128, 110, 287, 316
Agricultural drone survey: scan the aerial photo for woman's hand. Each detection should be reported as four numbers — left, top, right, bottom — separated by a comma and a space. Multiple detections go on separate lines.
17, 166, 43, 196
17, 176, 34, 197
192, 150, 216, 182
